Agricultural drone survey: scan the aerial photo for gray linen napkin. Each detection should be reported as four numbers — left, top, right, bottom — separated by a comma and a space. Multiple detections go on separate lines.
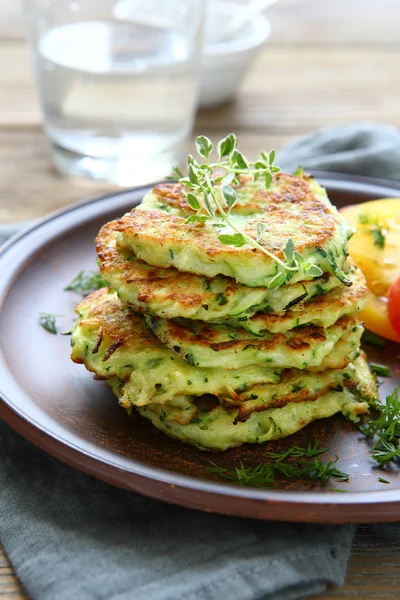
0, 423, 352, 600
278, 122, 400, 180
0, 122, 399, 600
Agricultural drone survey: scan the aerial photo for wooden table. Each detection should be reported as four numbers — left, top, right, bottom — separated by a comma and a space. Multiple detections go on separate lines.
1, 0, 400, 597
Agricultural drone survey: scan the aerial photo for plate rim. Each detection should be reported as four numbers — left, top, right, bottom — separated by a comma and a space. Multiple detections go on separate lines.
2, 172, 400, 523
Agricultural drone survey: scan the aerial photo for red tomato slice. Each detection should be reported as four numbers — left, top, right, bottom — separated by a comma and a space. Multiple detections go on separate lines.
388, 276, 400, 336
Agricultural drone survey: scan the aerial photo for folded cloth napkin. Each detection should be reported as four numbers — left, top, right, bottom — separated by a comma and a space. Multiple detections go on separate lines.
0, 122, 399, 600
278, 122, 400, 180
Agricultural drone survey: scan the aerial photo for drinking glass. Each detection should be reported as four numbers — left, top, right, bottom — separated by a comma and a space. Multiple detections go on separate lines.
25, 0, 204, 185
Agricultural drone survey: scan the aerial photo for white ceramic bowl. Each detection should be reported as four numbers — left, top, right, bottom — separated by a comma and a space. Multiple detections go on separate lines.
200, 1, 271, 108
113, 0, 270, 109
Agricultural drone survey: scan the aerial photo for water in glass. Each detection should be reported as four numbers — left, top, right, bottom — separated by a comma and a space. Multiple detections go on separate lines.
35, 20, 199, 185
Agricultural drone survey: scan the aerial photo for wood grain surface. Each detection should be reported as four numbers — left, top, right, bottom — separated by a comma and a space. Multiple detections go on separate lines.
1, 0, 400, 598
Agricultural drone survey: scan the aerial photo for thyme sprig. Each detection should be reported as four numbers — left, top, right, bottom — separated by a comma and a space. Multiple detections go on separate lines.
360, 386, 400, 467
175, 134, 324, 289
208, 440, 349, 487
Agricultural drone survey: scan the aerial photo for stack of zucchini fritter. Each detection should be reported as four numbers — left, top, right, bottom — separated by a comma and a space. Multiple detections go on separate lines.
71, 173, 376, 450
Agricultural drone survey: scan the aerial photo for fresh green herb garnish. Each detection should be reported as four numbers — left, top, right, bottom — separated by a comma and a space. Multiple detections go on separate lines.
371, 229, 386, 249
371, 440, 400, 467
208, 441, 349, 487
362, 330, 386, 349
174, 134, 324, 290
369, 363, 392, 377
378, 477, 390, 484
360, 386, 400, 467
293, 166, 305, 177
64, 270, 108, 294
358, 213, 386, 249
38, 313, 62, 334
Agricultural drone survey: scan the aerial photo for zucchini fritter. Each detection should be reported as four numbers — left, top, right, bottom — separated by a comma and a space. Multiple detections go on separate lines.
113, 173, 351, 288
96, 220, 342, 321
145, 314, 363, 370
238, 264, 367, 334
107, 354, 375, 451
136, 389, 368, 451
71, 288, 281, 405
70, 168, 378, 452
71, 288, 363, 408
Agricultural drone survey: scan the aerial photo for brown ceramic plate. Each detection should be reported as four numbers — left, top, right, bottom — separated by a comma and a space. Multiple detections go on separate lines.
1, 172, 400, 523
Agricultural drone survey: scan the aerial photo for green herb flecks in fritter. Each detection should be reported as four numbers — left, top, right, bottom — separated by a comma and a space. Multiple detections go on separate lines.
135, 391, 365, 451
145, 313, 363, 370
236, 264, 367, 335
97, 220, 343, 322
106, 356, 375, 451
71, 288, 283, 405
71, 289, 366, 412
68, 135, 379, 454
113, 172, 351, 288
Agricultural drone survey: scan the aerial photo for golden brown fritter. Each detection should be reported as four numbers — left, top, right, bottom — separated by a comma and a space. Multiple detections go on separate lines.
96, 220, 342, 322
111, 172, 351, 287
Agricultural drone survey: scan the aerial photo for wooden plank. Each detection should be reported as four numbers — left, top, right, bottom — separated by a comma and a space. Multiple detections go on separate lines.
314, 525, 400, 599
197, 46, 400, 133
0, 46, 40, 126
1, 43, 400, 134
0, 129, 114, 223
0, 549, 26, 598
0, 129, 295, 223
